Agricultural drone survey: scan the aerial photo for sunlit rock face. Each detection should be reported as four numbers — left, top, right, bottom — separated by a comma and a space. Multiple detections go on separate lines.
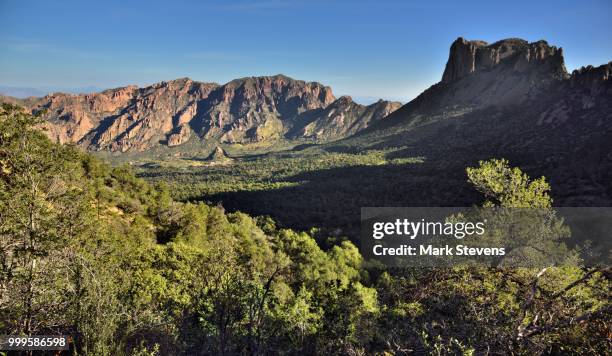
2, 75, 401, 151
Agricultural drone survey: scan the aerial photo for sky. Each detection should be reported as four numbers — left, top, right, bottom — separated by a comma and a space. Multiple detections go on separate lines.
0, 0, 611, 104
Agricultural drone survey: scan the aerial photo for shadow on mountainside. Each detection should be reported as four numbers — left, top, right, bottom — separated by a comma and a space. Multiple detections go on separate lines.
201, 100, 612, 241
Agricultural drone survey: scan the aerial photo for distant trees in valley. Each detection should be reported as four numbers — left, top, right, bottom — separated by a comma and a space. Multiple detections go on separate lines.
0, 104, 609, 355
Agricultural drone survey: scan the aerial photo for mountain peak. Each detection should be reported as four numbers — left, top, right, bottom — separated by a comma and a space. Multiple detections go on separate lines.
337, 95, 353, 103
441, 37, 567, 83
169, 77, 193, 83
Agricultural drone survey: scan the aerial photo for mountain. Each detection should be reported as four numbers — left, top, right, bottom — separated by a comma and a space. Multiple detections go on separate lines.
333, 37, 612, 205
288, 96, 401, 140
0, 75, 400, 152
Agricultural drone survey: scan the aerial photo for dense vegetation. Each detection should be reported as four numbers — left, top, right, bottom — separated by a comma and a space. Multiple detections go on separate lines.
138, 146, 422, 201
0, 104, 609, 354
137, 150, 444, 238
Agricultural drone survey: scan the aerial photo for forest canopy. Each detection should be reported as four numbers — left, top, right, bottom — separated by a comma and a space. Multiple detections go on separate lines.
0, 104, 609, 355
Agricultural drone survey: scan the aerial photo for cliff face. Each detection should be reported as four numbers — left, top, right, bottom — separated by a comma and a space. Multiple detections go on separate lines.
342, 37, 612, 206
570, 62, 612, 91
194, 75, 336, 144
441, 37, 567, 83
367, 38, 579, 133
15, 78, 217, 152
370, 37, 611, 144
2, 75, 399, 152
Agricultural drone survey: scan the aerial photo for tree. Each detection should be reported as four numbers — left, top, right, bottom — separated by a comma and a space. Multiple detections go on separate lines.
466, 158, 552, 208
0, 104, 91, 335
373, 158, 609, 354
465, 159, 609, 352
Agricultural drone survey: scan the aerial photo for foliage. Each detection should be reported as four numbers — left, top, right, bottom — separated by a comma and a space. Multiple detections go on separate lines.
0, 105, 608, 354
138, 149, 424, 237
466, 158, 552, 208
0, 104, 377, 355
370, 158, 610, 354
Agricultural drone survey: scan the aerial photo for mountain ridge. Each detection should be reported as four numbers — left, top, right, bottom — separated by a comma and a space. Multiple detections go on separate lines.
332, 37, 612, 206
0, 75, 400, 152
360, 37, 608, 134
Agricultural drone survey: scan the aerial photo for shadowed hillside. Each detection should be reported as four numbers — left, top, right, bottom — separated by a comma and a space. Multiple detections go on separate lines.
140, 38, 612, 239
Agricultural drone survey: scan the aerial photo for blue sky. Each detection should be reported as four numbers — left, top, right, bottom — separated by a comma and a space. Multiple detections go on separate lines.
1, 0, 610, 103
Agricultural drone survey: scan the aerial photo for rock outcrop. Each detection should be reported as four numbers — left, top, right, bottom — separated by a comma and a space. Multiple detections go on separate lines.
14, 78, 217, 152
196, 75, 336, 143
292, 96, 401, 140
441, 37, 567, 83
1, 75, 399, 152
205, 146, 233, 164
570, 62, 612, 91
344, 37, 612, 206
167, 124, 192, 147
368, 38, 578, 133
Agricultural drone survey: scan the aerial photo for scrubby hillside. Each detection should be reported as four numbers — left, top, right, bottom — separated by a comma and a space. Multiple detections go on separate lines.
333, 38, 612, 207
0, 104, 377, 354
1, 104, 609, 354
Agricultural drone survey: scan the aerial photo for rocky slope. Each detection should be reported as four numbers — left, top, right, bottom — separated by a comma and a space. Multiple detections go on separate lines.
367, 37, 570, 131
334, 37, 612, 206
0, 75, 400, 152
288, 96, 401, 140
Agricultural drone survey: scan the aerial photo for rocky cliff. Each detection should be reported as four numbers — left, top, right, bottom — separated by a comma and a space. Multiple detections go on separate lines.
1, 75, 399, 152
441, 37, 567, 83
3, 78, 217, 152
340, 37, 612, 206
365, 38, 579, 133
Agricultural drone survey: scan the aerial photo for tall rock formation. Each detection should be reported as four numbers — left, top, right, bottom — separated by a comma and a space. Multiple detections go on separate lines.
441, 37, 567, 83
341, 37, 612, 206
